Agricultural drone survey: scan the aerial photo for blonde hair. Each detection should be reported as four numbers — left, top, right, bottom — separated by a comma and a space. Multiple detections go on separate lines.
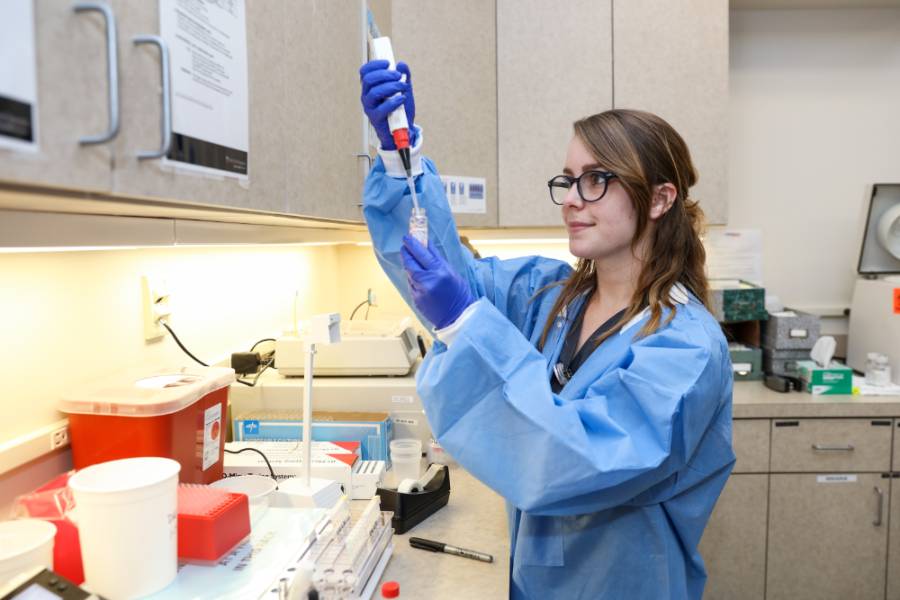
538, 109, 709, 350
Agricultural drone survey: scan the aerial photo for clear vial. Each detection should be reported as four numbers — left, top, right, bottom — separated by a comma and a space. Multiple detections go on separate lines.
409, 206, 428, 247
865, 352, 892, 386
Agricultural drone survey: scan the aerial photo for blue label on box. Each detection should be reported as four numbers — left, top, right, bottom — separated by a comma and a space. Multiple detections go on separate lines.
242, 420, 260, 436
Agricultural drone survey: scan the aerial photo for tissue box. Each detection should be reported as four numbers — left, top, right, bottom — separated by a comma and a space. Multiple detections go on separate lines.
797, 360, 853, 395
762, 310, 820, 350
710, 280, 768, 323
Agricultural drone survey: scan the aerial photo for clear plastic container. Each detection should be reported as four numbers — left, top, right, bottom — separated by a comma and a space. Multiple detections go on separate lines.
865, 352, 892, 386
390, 438, 422, 484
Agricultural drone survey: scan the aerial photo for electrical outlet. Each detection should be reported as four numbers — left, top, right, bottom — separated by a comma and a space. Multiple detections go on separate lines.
142, 275, 172, 341
50, 425, 69, 450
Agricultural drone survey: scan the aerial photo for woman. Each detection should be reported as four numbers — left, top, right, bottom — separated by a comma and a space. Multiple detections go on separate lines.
360, 60, 734, 600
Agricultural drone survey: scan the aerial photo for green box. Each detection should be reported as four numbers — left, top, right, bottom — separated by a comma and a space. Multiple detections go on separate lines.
797, 360, 853, 395
710, 280, 768, 323
729, 343, 763, 381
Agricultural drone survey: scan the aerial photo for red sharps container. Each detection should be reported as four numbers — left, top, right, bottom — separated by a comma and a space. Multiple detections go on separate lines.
60, 367, 235, 484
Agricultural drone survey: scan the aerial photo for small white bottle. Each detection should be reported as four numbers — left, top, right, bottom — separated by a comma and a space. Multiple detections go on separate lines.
409, 206, 428, 247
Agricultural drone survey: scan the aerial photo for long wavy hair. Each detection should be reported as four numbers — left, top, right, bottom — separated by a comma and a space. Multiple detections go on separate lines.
538, 109, 710, 350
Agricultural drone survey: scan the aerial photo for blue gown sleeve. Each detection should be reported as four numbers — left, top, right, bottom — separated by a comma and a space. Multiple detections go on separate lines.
416, 298, 732, 517
363, 151, 571, 331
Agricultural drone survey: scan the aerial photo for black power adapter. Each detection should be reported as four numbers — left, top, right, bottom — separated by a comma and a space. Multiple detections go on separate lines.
231, 351, 262, 376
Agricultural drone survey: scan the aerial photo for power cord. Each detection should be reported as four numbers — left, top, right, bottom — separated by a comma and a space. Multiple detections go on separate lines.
162, 322, 273, 387
223, 446, 278, 483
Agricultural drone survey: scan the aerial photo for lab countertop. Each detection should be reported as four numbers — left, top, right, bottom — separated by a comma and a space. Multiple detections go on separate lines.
733, 380, 900, 418
363, 467, 510, 599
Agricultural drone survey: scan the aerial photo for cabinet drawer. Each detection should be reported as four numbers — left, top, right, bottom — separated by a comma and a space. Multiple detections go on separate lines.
771, 419, 892, 472
733, 419, 769, 473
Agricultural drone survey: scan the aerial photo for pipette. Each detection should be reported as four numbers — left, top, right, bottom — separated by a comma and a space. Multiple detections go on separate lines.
367, 11, 428, 247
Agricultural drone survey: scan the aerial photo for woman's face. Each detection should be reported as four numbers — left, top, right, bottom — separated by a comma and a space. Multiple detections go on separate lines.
560, 136, 639, 262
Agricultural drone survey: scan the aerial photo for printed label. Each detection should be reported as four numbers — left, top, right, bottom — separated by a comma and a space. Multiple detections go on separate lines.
392, 395, 414, 404
203, 402, 223, 470
393, 418, 418, 426
789, 328, 808, 338
894, 288, 900, 315
817, 474, 857, 484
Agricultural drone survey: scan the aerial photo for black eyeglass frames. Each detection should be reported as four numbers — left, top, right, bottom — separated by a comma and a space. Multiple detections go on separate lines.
547, 170, 617, 205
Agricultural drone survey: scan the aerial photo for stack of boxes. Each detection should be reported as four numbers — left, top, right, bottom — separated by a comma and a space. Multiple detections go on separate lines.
761, 309, 821, 378
709, 280, 768, 381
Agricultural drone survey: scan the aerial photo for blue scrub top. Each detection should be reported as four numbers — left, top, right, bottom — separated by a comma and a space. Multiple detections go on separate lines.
363, 141, 735, 600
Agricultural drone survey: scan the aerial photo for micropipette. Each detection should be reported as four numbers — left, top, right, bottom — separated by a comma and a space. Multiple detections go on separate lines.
367, 11, 428, 247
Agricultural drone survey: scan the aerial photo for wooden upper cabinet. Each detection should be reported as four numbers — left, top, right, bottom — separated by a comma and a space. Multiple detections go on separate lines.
391, 0, 498, 228
283, 0, 365, 222
112, 1, 286, 213
613, 0, 729, 225
497, 0, 613, 227
0, 1, 114, 193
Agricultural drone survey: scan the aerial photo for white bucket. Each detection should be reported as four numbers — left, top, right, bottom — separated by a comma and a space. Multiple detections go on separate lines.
0, 519, 56, 585
68, 457, 180, 599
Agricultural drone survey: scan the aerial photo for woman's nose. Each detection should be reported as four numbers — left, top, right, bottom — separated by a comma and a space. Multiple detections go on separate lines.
562, 185, 583, 208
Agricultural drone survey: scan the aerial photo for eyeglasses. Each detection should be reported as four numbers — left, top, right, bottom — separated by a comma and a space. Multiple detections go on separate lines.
547, 170, 617, 205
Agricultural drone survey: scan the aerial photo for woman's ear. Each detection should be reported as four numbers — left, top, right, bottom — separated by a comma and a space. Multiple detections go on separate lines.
649, 183, 677, 220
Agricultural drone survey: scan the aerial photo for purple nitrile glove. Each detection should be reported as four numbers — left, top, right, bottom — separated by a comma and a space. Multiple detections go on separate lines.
359, 60, 417, 150
400, 234, 475, 330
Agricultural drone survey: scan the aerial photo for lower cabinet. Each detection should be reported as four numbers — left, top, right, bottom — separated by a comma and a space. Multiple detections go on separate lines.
766, 473, 888, 600
886, 475, 900, 599
700, 474, 768, 600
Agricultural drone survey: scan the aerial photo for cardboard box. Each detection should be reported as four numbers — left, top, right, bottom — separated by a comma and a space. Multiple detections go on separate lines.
763, 348, 810, 377
233, 410, 392, 463
710, 280, 768, 323
729, 343, 763, 381
762, 309, 820, 350
797, 360, 853, 395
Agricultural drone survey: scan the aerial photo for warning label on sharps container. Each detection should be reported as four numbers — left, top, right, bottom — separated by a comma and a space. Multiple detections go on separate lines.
203, 403, 223, 471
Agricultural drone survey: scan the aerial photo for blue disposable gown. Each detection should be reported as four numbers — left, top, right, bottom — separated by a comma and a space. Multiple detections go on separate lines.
363, 144, 735, 599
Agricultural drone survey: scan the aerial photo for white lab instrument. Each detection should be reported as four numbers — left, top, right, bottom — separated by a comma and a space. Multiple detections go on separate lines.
367, 36, 409, 150
286, 313, 344, 508
848, 184, 900, 382
276, 319, 421, 377
68, 457, 180, 599
229, 368, 431, 447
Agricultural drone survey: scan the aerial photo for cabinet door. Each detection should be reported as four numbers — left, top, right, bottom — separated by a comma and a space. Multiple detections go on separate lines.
113, 0, 285, 213
0, 1, 113, 192
767, 473, 888, 600
613, 0, 728, 225
391, 0, 498, 228
887, 474, 900, 599
732, 418, 769, 473
497, 0, 613, 227
700, 474, 768, 600
284, 1, 363, 221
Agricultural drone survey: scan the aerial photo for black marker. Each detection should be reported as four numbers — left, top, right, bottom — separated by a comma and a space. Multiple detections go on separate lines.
409, 537, 494, 563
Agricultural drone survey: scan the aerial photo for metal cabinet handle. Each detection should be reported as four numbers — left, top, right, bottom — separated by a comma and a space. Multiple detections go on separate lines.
874, 486, 885, 526
132, 35, 172, 159
356, 153, 373, 169
73, 2, 120, 145
811, 444, 855, 452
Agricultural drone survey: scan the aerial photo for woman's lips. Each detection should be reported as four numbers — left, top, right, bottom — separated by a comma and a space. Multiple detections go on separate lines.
567, 222, 594, 232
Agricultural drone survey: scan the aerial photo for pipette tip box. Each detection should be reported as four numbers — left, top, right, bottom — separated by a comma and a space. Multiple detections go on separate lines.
177, 484, 251, 564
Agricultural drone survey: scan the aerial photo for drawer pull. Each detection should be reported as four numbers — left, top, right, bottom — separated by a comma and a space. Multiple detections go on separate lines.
874, 486, 885, 526
811, 444, 855, 452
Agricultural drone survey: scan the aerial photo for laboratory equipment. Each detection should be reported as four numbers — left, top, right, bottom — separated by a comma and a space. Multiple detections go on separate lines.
67, 457, 180, 599
210, 475, 277, 525
0, 567, 98, 600
276, 319, 420, 376
0, 520, 56, 586
389, 439, 422, 485
367, 11, 428, 247
848, 184, 900, 383
176, 485, 250, 564
59, 366, 234, 484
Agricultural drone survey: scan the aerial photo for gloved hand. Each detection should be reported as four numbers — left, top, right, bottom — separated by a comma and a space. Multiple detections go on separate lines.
401, 234, 475, 329
359, 59, 416, 150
